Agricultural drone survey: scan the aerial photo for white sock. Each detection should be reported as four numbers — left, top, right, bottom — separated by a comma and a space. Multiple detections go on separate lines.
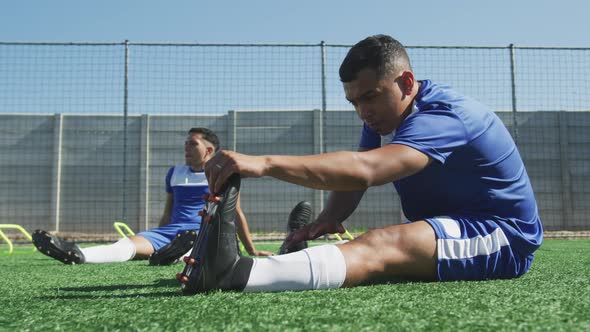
243, 244, 346, 292
81, 237, 136, 263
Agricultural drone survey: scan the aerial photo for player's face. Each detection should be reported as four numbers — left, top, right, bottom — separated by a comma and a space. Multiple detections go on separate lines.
343, 68, 407, 135
184, 134, 214, 168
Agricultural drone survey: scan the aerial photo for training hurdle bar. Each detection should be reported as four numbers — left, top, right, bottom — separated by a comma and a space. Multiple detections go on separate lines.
333, 229, 355, 242
0, 224, 36, 254
113, 222, 135, 238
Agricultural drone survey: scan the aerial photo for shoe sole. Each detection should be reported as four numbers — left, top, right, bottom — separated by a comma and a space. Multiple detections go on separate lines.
32, 230, 82, 265
287, 201, 312, 231
177, 174, 240, 294
149, 230, 197, 266
278, 201, 312, 254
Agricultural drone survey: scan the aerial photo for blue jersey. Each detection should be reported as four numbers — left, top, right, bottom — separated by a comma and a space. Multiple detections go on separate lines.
165, 165, 210, 230
359, 80, 543, 255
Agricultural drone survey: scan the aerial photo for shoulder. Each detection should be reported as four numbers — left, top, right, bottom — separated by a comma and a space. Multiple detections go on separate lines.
415, 80, 464, 111
413, 80, 496, 136
166, 165, 187, 181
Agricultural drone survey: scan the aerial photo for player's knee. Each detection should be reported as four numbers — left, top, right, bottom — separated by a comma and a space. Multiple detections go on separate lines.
129, 235, 153, 258
358, 226, 404, 251
347, 227, 404, 270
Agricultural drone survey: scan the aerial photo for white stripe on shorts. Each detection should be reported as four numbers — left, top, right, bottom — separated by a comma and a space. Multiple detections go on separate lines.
438, 227, 510, 260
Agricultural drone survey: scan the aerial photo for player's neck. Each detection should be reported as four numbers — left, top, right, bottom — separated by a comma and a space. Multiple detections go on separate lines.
400, 82, 420, 121
188, 162, 205, 172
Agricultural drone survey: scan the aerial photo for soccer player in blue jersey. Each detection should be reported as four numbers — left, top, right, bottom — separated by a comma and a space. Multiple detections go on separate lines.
190, 34, 544, 292
33, 128, 273, 265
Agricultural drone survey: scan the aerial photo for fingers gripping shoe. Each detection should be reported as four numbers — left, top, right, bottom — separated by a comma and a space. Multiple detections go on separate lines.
149, 230, 198, 266
178, 174, 253, 294
278, 201, 312, 254
32, 230, 85, 264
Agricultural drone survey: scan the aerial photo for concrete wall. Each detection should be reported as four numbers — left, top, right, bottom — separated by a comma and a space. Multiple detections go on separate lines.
0, 110, 588, 236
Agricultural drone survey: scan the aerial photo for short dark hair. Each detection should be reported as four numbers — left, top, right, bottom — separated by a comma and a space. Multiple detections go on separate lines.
339, 34, 412, 83
188, 127, 220, 151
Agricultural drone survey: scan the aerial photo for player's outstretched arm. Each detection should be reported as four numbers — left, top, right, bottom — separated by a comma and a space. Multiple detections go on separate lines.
283, 147, 368, 250
315, 146, 371, 225
205, 144, 431, 195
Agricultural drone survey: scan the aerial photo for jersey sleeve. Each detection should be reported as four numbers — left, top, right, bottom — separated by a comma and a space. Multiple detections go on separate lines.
165, 166, 174, 193
358, 123, 381, 150
391, 110, 468, 163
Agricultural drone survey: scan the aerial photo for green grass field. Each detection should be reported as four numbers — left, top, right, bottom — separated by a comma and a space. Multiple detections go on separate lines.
1, 239, 589, 331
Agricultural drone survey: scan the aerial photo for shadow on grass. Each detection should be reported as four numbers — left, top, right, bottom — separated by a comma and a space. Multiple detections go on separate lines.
38, 290, 185, 299
41, 278, 183, 299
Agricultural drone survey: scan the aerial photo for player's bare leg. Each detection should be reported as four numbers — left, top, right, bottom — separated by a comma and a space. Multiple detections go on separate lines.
129, 235, 155, 259
242, 220, 436, 292
337, 221, 437, 286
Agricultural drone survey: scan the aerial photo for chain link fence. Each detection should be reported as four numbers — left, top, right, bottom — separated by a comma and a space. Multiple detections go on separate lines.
0, 41, 588, 240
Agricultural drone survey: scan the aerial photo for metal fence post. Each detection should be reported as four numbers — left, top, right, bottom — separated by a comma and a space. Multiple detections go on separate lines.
122, 40, 129, 223
558, 111, 573, 230
51, 113, 64, 232
509, 44, 519, 145
139, 114, 150, 231
318, 41, 327, 214
320, 40, 327, 135
227, 110, 237, 151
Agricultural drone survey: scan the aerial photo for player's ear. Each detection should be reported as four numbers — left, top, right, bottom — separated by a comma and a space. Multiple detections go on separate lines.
401, 71, 415, 96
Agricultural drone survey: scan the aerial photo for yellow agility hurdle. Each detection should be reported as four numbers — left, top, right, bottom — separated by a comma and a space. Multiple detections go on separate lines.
333, 229, 354, 242
113, 222, 135, 238
0, 224, 36, 254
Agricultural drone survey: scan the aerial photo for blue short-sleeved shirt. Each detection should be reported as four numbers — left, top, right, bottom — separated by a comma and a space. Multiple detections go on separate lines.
137, 165, 210, 250
165, 165, 210, 229
359, 80, 543, 256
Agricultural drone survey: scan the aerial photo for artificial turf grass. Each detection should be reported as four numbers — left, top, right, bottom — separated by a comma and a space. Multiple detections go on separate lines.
0, 240, 588, 331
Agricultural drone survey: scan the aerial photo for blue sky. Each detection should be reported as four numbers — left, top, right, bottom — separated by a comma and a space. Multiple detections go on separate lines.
1, 0, 589, 47
1, 0, 588, 115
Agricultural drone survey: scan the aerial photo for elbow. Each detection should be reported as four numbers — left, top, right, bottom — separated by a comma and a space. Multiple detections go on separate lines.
359, 172, 376, 189
363, 169, 395, 188
354, 153, 400, 188
346, 165, 373, 191
320, 154, 370, 191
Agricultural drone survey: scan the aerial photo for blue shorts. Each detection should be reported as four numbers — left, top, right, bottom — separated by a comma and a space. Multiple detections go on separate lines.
424, 215, 534, 281
137, 223, 199, 251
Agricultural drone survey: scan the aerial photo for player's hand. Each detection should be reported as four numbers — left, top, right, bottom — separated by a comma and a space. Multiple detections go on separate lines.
249, 249, 275, 257
205, 150, 267, 194
283, 219, 346, 250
